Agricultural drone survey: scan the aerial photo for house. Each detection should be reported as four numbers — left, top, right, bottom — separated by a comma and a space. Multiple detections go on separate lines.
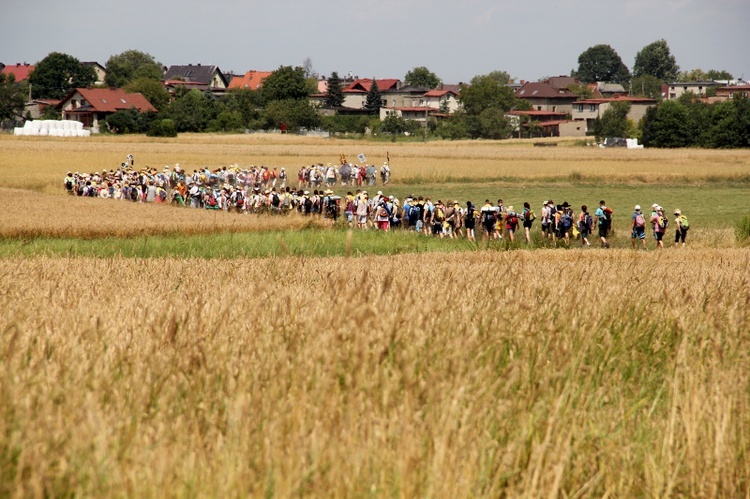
380, 106, 438, 123
666, 81, 722, 100
381, 85, 430, 109
56, 87, 156, 131
342, 78, 401, 109
82, 62, 106, 85
24, 99, 61, 120
228, 70, 273, 91
163, 64, 228, 89
515, 81, 579, 114
716, 84, 750, 99
423, 89, 460, 113
1, 63, 35, 82
571, 96, 657, 133
505, 110, 585, 138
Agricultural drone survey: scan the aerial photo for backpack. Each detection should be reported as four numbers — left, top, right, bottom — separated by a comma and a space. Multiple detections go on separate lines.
410, 204, 422, 222
481, 209, 494, 224
434, 207, 445, 223
679, 215, 689, 229
582, 213, 593, 231
282, 193, 292, 209
634, 212, 646, 228
524, 209, 535, 222
65, 178, 74, 190
561, 213, 572, 230
378, 206, 389, 218
658, 216, 669, 230
271, 193, 280, 207
508, 214, 519, 227
465, 207, 475, 223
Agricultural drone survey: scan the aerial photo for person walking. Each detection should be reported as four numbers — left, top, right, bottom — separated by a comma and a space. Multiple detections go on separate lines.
594, 200, 612, 248
578, 205, 592, 247
464, 201, 477, 241
631, 205, 647, 249
674, 209, 689, 247
651, 206, 667, 249
521, 202, 535, 244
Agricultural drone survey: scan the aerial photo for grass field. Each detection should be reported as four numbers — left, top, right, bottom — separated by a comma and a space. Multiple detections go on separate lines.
1, 134, 750, 496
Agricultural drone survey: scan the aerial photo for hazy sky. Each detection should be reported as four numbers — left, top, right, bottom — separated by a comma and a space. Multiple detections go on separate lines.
2, 0, 748, 83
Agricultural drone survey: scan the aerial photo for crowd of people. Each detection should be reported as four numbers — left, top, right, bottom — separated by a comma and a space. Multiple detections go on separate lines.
63, 158, 690, 249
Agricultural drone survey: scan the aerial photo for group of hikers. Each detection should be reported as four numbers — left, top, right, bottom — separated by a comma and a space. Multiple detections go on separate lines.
64, 159, 690, 249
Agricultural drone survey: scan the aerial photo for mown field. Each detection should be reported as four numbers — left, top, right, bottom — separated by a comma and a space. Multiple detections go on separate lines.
1, 134, 749, 496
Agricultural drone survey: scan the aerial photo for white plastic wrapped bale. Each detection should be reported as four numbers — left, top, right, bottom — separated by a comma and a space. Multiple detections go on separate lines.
40, 128, 49, 136
62, 120, 71, 130
48, 129, 59, 137
75, 121, 83, 130
14, 128, 24, 135
23, 121, 33, 129
81, 130, 91, 137
30, 128, 40, 136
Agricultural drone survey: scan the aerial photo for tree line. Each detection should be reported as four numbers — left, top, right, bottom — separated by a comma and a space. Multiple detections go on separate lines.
1, 41, 746, 147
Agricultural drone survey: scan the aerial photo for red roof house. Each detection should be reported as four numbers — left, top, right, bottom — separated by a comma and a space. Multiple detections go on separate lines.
56, 88, 156, 131
1, 63, 35, 82
228, 70, 273, 90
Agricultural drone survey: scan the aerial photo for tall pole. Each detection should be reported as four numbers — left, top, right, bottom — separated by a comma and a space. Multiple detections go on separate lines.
423, 101, 428, 142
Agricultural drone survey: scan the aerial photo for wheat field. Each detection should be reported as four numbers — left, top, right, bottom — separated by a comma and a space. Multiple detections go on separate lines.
2, 135, 750, 193
1, 250, 749, 497
2, 134, 750, 497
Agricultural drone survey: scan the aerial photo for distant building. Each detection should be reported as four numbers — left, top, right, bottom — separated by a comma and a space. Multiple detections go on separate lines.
163, 64, 228, 89
56, 87, 156, 131
516, 80, 579, 114
1, 63, 35, 82
228, 70, 273, 91
666, 81, 722, 100
82, 62, 106, 86
571, 96, 657, 133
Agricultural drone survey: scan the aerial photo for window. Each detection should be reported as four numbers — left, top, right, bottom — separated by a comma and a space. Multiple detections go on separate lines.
589, 104, 596, 112
576, 104, 583, 112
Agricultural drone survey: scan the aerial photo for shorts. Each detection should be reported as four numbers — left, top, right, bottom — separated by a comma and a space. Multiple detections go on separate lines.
415, 220, 423, 233
598, 225, 608, 238
654, 231, 664, 241
484, 221, 495, 234
432, 223, 442, 235
357, 214, 367, 224
345, 211, 354, 223
377, 220, 389, 230
523, 220, 533, 229
675, 227, 688, 243
465, 220, 475, 230
631, 227, 646, 239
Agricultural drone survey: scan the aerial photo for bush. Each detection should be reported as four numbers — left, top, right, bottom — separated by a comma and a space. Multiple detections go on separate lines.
736, 215, 750, 244
320, 115, 371, 135
147, 119, 177, 137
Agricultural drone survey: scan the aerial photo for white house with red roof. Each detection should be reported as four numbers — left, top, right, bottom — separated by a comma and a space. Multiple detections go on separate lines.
56, 88, 156, 131
342, 78, 401, 109
423, 89, 459, 113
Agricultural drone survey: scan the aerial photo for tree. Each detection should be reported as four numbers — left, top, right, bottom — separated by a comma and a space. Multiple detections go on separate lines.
105, 50, 163, 88
29, 52, 97, 99
302, 57, 315, 79
261, 66, 310, 102
364, 79, 382, 115
261, 99, 320, 131
593, 101, 631, 139
459, 73, 517, 116
223, 88, 263, 125
630, 75, 663, 99
640, 100, 690, 147
0, 73, 27, 124
124, 78, 171, 111
167, 89, 220, 132
633, 39, 679, 82
677, 68, 734, 82
404, 66, 441, 89
105, 108, 149, 134
574, 44, 631, 84
325, 72, 345, 108
705, 69, 734, 81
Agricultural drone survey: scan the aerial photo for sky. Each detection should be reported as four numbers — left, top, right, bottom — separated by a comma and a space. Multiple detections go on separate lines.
2, 0, 749, 84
